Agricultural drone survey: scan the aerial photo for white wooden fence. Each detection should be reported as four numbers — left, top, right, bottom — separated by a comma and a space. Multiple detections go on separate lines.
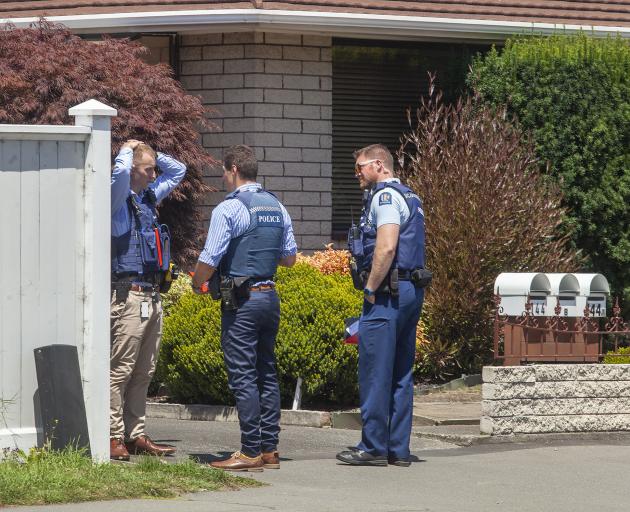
0, 100, 116, 462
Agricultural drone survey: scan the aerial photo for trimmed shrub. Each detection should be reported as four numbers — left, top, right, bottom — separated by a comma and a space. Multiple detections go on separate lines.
158, 292, 230, 403
468, 33, 630, 307
603, 346, 630, 364
0, 21, 216, 266
161, 273, 193, 317
398, 76, 581, 375
158, 264, 362, 407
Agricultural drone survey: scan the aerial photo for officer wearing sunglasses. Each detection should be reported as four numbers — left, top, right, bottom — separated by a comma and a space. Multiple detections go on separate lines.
338, 143, 427, 467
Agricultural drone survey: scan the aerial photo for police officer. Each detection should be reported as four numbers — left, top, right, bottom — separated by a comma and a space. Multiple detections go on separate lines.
192, 144, 297, 472
110, 139, 186, 461
337, 143, 427, 467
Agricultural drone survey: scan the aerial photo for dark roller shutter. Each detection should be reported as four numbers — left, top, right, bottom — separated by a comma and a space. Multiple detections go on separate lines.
332, 40, 488, 236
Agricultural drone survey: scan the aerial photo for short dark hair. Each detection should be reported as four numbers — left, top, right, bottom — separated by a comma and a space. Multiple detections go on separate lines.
353, 143, 394, 172
224, 145, 258, 180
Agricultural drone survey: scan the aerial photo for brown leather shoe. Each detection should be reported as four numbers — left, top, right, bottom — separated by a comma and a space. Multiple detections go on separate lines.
210, 451, 264, 472
262, 450, 280, 469
125, 434, 176, 456
110, 438, 130, 461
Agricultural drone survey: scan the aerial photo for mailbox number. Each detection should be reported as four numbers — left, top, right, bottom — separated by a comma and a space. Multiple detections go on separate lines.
587, 302, 603, 316
530, 300, 545, 316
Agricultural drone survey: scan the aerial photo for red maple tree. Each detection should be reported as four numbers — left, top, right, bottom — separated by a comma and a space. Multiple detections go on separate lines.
0, 20, 217, 266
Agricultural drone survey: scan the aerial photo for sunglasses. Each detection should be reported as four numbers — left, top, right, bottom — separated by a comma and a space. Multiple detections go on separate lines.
354, 159, 380, 175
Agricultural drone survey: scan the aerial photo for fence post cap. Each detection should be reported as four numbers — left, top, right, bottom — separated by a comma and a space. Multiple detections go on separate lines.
68, 99, 117, 117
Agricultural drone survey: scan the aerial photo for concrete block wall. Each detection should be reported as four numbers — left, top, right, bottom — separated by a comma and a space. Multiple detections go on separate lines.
179, 32, 333, 251
481, 364, 630, 435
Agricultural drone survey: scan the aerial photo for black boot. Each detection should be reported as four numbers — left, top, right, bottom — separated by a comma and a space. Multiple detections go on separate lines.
336, 449, 387, 466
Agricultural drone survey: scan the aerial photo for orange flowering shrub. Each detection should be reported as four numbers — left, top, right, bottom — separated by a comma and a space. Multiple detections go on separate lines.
297, 244, 350, 276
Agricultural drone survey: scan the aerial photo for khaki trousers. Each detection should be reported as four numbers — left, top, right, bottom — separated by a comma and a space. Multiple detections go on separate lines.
110, 288, 162, 440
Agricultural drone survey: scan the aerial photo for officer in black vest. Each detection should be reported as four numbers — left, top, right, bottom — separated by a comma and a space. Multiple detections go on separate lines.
337, 144, 429, 467
192, 145, 297, 472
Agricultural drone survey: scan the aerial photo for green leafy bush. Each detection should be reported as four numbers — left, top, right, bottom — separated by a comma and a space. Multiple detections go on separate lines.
161, 273, 193, 316
158, 264, 362, 407
468, 33, 630, 306
399, 76, 580, 375
158, 292, 229, 403
603, 346, 630, 364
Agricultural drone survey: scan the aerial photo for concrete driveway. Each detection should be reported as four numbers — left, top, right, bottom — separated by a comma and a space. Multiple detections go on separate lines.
12, 418, 630, 512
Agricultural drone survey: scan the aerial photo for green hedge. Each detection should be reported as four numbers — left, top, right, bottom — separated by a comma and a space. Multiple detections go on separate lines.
157, 264, 362, 407
468, 34, 630, 306
603, 346, 630, 364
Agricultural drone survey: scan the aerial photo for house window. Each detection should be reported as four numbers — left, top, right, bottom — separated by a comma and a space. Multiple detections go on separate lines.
331, 40, 488, 236
135, 34, 178, 72
81, 33, 178, 75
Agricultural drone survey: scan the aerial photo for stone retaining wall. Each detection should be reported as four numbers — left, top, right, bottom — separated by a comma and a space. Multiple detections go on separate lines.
481, 364, 630, 435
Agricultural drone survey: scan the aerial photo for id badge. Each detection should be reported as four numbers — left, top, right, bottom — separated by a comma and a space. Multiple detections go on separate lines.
140, 301, 150, 319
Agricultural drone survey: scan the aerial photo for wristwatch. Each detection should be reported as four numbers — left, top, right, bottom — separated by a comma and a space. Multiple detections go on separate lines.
364, 287, 375, 298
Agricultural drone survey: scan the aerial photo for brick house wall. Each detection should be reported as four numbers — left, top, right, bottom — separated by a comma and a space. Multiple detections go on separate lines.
178, 32, 333, 252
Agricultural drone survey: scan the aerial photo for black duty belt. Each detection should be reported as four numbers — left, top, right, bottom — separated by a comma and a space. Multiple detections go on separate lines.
398, 270, 412, 281
113, 272, 161, 284
112, 281, 158, 292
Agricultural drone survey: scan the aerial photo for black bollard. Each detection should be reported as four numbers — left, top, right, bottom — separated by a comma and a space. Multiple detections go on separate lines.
33, 344, 91, 455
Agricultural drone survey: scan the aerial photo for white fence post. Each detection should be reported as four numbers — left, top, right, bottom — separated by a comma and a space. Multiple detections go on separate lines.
69, 100, 117, 463
0, 101, 116, 462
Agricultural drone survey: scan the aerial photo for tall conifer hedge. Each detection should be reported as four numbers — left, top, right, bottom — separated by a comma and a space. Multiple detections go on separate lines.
468, 34, 630, 304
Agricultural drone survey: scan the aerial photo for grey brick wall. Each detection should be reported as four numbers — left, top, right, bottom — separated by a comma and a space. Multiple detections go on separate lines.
180, 32, 333, 252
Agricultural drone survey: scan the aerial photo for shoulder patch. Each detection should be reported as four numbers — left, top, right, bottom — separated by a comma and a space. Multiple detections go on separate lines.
379, 192, 392, 205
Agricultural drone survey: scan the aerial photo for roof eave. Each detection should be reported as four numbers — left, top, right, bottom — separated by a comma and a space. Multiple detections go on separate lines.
2, 9, 629, 42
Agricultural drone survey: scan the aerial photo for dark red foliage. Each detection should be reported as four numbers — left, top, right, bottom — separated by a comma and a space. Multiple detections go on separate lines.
398, 75, 582, 374
0, 21, 216, 267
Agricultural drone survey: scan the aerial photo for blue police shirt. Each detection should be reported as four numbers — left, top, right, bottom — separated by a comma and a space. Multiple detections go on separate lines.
367, 178, 411, 229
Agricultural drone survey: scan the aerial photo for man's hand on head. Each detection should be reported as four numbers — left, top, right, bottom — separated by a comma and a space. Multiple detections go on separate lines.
121, 139, 144, 151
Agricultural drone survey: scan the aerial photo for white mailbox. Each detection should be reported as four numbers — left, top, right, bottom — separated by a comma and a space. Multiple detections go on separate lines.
575, 273, 610, 317
494, 273, 551, 316
545, 273, 581, 317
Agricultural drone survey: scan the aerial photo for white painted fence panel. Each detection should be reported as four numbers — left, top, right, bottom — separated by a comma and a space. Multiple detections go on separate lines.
0, 101, 116, 462
0, 140, 22, 434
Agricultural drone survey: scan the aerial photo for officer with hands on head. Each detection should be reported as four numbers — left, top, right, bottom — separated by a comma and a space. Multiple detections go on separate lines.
110, 139, 186, 461
337, 143, 428, 467
192, 144, 297, 472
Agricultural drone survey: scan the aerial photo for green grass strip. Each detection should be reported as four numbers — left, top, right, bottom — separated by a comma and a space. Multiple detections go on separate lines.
0, 446, 261, 506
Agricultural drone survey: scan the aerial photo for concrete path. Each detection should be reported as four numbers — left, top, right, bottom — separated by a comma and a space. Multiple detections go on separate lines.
412, 401, 481, 425
12, 418, 630, 512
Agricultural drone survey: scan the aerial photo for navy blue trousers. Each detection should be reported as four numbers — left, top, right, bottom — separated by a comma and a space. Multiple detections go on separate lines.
357, 281, 424, 459
221, 289, 281, 457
